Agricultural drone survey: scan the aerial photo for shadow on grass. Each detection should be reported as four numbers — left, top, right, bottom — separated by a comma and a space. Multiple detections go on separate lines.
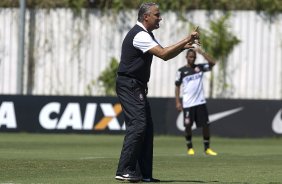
159, 180, 219, 183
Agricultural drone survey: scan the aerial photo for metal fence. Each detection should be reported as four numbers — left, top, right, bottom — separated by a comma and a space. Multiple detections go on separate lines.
0, 8, 281, 99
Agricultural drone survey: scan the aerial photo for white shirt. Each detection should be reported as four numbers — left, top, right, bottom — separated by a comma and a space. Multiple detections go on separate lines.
182, 71, 206, 108
133, 21, 159, 53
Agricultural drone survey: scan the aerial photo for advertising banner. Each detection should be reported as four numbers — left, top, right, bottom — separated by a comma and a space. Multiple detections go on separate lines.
0, 95, 281, 137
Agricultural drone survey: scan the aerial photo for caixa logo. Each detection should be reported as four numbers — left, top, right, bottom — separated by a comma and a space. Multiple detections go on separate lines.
39, 102, 125, 131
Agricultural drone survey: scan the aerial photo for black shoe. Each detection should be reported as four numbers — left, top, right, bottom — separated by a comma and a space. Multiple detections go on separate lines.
142, 178, 160, 182
115, 174, 141, 182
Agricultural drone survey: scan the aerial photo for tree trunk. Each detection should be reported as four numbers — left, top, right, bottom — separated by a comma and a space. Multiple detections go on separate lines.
27, 9, 36, 94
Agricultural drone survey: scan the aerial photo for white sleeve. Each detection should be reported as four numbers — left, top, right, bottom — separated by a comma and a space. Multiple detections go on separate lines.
133, 31, 159, 53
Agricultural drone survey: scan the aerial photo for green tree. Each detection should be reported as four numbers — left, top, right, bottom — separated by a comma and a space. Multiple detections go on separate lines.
198, 13, 240, 98
97, 57, 119, 96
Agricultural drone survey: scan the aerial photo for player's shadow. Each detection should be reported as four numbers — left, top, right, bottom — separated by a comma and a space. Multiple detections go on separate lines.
159, 180, 219, 183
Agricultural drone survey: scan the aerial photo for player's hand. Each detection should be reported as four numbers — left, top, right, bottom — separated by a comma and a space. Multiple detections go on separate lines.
186, 29, 200, 46
183, 43, 194, 49
191, 26, 200, 39
194, 46, 204, 54
176, 102, 183, 111
187, 31, 199, 43
182, 26, 200, 51
183, 39, 201, 50
191, 31, 199, 39
190, 26, 200, 44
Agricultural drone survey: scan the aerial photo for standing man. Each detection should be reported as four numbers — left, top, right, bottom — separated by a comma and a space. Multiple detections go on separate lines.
115, 2, 199, 183
175, 47, 218, 156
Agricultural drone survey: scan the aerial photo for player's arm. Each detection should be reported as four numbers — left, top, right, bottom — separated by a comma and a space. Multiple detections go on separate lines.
149, 32, 198, 61
175, 85, 182, 111
195, 47, 216, 66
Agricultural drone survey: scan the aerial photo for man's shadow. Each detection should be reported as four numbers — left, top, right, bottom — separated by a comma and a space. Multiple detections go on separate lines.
159, 180, 219, 183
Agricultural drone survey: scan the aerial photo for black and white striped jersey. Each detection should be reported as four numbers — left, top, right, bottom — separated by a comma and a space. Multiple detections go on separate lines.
175, 63, 212, 108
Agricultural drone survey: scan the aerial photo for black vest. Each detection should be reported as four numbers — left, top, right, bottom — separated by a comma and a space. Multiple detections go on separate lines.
117, 25, 154, 84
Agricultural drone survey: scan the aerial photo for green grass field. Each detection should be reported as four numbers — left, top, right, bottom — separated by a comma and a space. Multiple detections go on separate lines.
0, 133, 282, 184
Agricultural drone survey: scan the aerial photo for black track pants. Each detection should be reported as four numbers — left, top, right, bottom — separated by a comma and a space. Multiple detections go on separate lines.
115, 76, 153, 178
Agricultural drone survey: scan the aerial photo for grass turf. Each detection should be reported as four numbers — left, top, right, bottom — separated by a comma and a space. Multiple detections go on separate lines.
0, 133, 281, 183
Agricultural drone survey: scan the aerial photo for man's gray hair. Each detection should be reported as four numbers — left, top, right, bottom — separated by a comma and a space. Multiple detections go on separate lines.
137, 2, 158, 22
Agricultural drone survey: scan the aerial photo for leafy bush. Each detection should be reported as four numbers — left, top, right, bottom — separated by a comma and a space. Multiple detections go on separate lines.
97, 57, 119, 96
3, 0, 282, 15
197, 13, 240, 98
4, 0, 280, 21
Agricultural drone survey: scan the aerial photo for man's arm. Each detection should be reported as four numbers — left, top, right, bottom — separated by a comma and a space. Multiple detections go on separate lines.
195, 47, 216, 66
175, 85, 182, 111
149, 32, 198, 61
